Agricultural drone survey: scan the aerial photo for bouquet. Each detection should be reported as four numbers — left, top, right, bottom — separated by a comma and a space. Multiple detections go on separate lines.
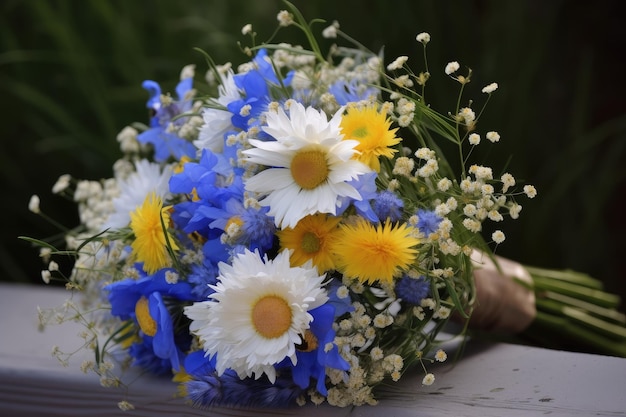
25, 1, 625, 410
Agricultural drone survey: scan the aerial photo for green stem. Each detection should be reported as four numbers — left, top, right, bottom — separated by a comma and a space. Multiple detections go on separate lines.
525, 265, 603, 289
282, 0, 325, 63
528, 311, 626, 357
532, 275, 620, 309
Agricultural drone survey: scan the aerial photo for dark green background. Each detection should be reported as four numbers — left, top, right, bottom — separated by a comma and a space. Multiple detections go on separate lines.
3, 0, 625, 311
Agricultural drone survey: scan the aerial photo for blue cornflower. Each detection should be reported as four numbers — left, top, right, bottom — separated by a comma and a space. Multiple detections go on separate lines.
183, 351, 303, 408
416, 208, 442, 235
372, 190, 404, 222
183, 198, 274, 262
187, 259, 219, 300
106, 268, 194, 371
137, 77, 197, 162
288, 304, 349, 396
204, 197, 276, 251
336, 171, 379, 222
240, 205, 276, 251
395, 275, 430, 305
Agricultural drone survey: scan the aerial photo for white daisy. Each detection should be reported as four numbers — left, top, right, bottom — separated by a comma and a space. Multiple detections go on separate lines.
243, 102, 371, 228
184, 249, 328, 382
194, 70, 240, 153
104, 159, 172, 230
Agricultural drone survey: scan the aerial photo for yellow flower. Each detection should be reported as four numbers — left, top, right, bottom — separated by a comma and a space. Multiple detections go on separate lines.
340, 105, 400, 172
130, 192, 178, 274
333, 218, 419, 285
277, 214, 342, 272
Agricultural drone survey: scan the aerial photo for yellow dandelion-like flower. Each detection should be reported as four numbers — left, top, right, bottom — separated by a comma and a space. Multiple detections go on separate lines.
277, 214, 342, 272
333, 219, 419, 285
130, 192, 178, 274
340, 105, 400, 172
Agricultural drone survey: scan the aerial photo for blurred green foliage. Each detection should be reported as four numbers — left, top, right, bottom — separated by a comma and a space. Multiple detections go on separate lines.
2, 0, 625, 310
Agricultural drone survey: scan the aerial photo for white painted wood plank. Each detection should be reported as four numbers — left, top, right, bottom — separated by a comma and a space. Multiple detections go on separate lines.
1, 283, 625, 416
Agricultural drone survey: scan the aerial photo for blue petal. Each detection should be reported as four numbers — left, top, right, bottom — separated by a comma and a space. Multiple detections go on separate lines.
176, 77, 193, 101
142, 80, 162, 110
149, 292, 182, 370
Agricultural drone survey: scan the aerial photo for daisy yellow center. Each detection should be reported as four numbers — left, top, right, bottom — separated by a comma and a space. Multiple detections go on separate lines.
290, 149, 329, 190
352, 126, 368, 138
251, 295, 292, 339
135, 296, 157, 337
301, 232, 321, 253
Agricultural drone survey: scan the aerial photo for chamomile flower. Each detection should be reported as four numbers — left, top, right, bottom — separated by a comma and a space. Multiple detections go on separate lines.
277, 213, 342, 272
184, 249, 328, 383
105, 159, 172, 230
339, 105, 400, 172
129, 192, 179, 274
244, 102, 371, 228
333, 219, 419, 285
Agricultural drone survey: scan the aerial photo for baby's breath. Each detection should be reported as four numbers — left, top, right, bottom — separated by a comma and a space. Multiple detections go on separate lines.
445, 61, 460, 75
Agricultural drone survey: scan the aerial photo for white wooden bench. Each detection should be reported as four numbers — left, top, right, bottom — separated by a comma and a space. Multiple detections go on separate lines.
1, 283, 625, 416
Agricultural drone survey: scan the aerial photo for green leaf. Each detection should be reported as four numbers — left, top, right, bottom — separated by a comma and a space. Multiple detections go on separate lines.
17, 236, 58, 251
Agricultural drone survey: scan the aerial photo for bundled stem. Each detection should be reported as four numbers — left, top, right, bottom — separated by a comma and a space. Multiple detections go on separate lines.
522, 266, 626, 357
